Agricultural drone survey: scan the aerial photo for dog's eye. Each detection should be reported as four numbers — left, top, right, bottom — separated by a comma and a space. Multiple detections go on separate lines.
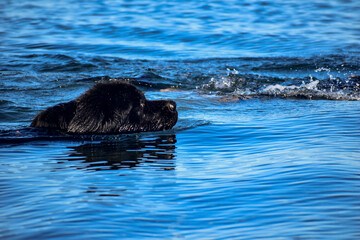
168, 103, 175, 111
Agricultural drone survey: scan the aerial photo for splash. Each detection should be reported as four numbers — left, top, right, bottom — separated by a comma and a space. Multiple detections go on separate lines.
315, 67, 336, 80
261, 80, 320, 96
199, 70, 360, 101
259, 75, 360, 100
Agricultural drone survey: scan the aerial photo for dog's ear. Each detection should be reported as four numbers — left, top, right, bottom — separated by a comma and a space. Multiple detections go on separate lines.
30, 101, 77, 130
67, 82, 145, 134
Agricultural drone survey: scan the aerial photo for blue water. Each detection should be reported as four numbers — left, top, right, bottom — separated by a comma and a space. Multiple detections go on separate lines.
1, 0, 360, 239
1, 0, 360, 59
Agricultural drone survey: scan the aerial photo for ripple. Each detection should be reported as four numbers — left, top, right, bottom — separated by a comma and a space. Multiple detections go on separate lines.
1, 0, 360, 237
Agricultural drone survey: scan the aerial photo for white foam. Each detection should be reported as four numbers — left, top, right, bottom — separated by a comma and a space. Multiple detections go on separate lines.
262, 80, 319, 93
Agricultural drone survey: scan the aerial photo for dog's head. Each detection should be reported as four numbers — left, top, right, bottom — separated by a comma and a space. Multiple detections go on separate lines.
67, 81, 178, 134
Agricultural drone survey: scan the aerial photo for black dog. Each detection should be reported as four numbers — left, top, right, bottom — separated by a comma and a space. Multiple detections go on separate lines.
30, 81, 178, 134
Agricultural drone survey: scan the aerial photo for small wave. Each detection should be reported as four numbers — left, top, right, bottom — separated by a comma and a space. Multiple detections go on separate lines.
18, 54, 75, 61
260, 81, 360, 101
0, 118, 207, 144
0, 99, 14, 105
0, 128, 124, 144
259, 75, 360, 100
106, 73, 178, 90
0, 103, 33, 122
251, 55, 360, 72
198, 67, 360, 101
174, 119, 210, 131
0, 128, 71, 144
38, 62, 97, 72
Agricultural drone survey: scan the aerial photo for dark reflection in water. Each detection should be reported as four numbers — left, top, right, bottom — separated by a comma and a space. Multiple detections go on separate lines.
67, 134, 177, 171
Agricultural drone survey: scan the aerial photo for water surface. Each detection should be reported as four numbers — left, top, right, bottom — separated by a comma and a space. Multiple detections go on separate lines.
1, 0, 360, 239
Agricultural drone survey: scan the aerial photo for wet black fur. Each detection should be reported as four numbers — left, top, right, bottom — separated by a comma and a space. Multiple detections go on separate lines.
30, 81, 178, 134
